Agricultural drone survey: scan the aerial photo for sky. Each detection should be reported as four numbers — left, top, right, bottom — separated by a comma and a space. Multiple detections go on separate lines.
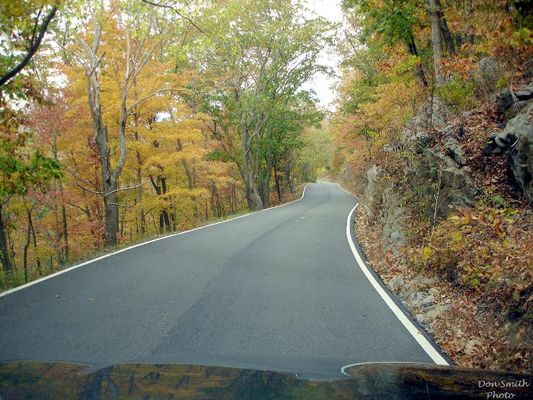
303, 0, 344, 111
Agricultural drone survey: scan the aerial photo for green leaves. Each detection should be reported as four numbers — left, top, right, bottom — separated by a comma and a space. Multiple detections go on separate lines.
0, 135, 61, 200
185, 0, 333, 195
204, 149, 234, 163
343, 0, 420, 45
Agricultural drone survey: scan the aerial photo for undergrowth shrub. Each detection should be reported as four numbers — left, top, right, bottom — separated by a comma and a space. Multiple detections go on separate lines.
0, 270, 26, 290
435, 75, 478, 112
412, 203, 532, 320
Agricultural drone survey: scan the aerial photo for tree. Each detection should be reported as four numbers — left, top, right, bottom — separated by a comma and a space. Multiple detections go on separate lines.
0, 1, 62, 272
0, 124, 61, 271
28, 94, 70, 264
343, 0, 429, 87
426, 0, 443, 85
63, 3, 181, 245
189, 0, 331, 210
0, 0, 334, 286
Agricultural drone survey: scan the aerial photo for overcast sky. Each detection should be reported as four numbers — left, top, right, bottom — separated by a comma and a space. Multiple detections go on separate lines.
303, 0, 343, 111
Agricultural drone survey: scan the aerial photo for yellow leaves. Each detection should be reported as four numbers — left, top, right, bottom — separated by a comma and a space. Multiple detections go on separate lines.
509, 28, 532, 48
164, 187, 207, 199
358, 78, 422, 138
392, 55, 423, 79
144, 154, 179, 170
450, 231, 462, 242
422, 246, 433, 262
469, 277, 480, 288
141, 122, 203, 144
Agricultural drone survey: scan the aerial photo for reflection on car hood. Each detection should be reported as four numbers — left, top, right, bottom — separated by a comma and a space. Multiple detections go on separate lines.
0, 361, 531, 399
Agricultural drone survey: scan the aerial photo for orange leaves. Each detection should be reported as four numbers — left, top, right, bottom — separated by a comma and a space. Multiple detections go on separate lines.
440, 56, 477, 79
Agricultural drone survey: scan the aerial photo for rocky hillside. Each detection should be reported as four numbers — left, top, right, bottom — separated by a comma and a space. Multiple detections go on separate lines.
346, 78, 532, 372
332, 0, 531, 372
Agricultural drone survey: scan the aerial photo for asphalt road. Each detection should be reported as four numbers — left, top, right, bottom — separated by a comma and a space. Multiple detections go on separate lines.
0, 182, 441, 378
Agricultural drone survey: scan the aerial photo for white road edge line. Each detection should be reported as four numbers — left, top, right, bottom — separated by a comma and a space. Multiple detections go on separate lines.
0, 184, 308, 298
340, 361, 421, 377
336, 183, 354, 197
339, 183, 449, 371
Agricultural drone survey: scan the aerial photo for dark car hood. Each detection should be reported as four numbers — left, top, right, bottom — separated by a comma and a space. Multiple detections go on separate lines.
0, 361, 531, 399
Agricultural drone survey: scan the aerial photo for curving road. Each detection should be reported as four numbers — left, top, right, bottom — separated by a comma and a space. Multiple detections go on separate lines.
0, 182, 445, 379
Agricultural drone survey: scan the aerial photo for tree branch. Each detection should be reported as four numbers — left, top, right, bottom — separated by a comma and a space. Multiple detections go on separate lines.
140, 0, 203, 33
0, 6, 58, 88
126, 88, 186, 114
75, 182, 142, 197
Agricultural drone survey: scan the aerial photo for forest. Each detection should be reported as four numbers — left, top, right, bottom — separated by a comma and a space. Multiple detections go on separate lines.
0, 0, 532, 374
0, 0, 331, 287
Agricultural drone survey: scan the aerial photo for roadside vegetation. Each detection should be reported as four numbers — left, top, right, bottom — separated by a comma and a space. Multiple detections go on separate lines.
331, 0, 532, 372
0, 0, 331, 289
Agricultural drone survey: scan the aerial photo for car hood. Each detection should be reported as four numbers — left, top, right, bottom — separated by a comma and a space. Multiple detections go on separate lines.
0, 361, 531, 399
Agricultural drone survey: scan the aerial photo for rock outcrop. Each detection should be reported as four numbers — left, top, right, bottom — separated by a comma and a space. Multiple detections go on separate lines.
486, 85, 533, 201
363, 165, 382, 214
496, 82, 533, 119
476, 56, 506, 95
416, 148, 477, 219
358, 81, 532, 261
387, 274, 448, 326
362, 165, 406, 254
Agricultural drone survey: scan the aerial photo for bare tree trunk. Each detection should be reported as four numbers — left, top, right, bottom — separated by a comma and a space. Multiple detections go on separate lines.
160, 177, 171, 231
241, 128, 263, 211
244, 172, 263, 210
132, 81, 146, 235
135, 146, 146, 234
102, 182, 119, 245
158, 210, 171, 233
54, 177, 69, 264
274, 164, 282, 202
427, 0, 443, 85
23, 211, 31, 282
0, 205, 13, 272
406, 32, 428, 88
177, 139, 194, 189
21, 206, 33, 281
22, 204, 41, 281
285, 159, 295, 194
84, 14, 120, 246
259, 166, 271, 208
436, 0, 456, 54
83, 10, 131, 246
465, 0, 475, 44
29, 207, 41, 273
52, 191, 61, 261
149, 175, 171, 233
61, 200, 68, 261
51, 132, 68, 264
